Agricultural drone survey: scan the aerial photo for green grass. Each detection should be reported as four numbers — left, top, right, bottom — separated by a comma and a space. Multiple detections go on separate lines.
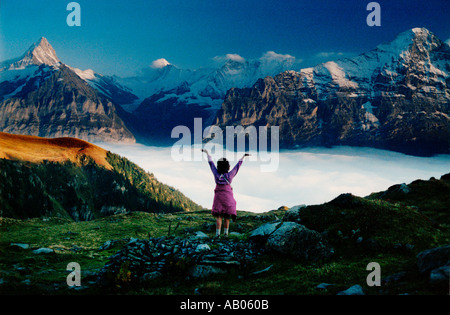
299, 195, 442, 251
1, 173, 448, 295
0, 204, 447, 295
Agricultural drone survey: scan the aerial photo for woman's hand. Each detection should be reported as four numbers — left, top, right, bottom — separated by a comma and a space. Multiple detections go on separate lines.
201, 149, 209, 154
243, 153, 251, 158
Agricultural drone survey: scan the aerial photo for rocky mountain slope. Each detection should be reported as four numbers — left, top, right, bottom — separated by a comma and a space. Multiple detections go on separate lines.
0, 38, 135, 143
106, 54, 297, 144
0, 132, 201, 221
214, 28, 450, 156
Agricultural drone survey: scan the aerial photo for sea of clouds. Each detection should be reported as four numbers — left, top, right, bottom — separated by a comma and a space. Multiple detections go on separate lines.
96, 142, 450, 213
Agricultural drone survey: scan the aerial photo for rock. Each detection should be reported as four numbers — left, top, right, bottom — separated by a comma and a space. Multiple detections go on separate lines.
10, 243, 30, 249
99, 240, 114, 250
97, 236, 265, 288
337, 284, 365, 295
32, 248, 54, 254
189, 265, 226, 278
266, 222, 334, 261
283, 205, 307, 223
316, 283, 334, 290
249, 222, 280, 240
382, 271, 406, 285
429, 265, 450, 285
250, 265, 273, 276
397, 183, 411, 194
416, 245, 450, 273
384, 183, 411, 197
100, 206, 127, 216
195, 244, 211, 252
21, 279, 31, 285
194, 231, 209, 239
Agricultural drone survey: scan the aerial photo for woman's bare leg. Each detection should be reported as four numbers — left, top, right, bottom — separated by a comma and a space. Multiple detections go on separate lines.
223, 218, 230, 237
216, 216, 222, 236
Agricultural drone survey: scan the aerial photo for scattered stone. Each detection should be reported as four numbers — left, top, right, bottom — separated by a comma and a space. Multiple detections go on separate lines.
249, 222, 280, 240
390, 183, 411, 194
99, 240, 116, 250
189, 265, 226, 278
382, 271, 407, 285
10, 243, 30, 249
316, 283, 334, 290
337, 284, 365, 295
195, 244, 211, 252
21, 279, 31, 285
266, 222, 334, 262
32, 248, 54, 254
97, 236, 265, 288
251, 265, 273, 276
194, 231, 209, 239
283, 205, 307, 223
429, 265, 450, 285
416, 245, 450, 274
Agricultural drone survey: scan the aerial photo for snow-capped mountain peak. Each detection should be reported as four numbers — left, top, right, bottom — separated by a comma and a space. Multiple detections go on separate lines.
300, 27, 449, 97
374, 27, 440, 57
6, 37, 60, 70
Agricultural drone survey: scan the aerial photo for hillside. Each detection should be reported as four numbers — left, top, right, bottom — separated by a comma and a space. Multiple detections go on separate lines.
0, 132, 202, 220
0, 132, 112, 169
0, 173, 448, 296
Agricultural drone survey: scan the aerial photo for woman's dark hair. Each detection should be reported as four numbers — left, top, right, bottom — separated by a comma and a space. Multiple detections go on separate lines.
217, 158, 230, 174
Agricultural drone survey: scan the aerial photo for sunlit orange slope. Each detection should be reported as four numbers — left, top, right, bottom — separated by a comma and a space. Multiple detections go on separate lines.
0, 132, 112, 170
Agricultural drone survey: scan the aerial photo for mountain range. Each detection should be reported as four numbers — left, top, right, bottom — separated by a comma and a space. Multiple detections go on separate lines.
0, 28, 449, 155
215, 28, 450, 156
0, 38, 135, 143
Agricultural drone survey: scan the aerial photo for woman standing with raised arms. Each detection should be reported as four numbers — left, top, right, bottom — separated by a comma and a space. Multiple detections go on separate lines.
201, 149, 250, 237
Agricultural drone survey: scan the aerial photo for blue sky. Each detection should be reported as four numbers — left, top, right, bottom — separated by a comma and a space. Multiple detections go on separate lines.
1, 0, 449, 76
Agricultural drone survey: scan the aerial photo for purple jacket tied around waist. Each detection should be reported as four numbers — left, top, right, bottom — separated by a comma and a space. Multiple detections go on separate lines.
208, 155, 243, 218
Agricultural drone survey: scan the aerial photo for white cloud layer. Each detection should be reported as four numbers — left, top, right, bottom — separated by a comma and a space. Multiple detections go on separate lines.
95, 143, 450, 214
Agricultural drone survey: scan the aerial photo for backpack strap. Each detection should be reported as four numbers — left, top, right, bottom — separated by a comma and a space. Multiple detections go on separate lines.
219, 174, 232, 188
